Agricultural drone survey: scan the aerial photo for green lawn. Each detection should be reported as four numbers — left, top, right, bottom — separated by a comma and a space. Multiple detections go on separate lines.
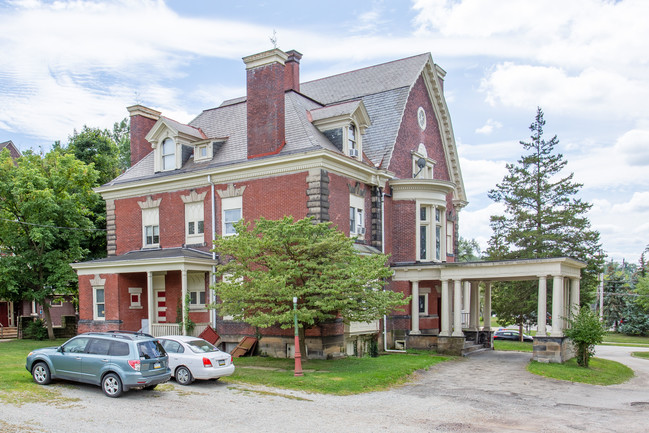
602, 333, 649, 347
632, 351, 649, 359
493, 340, 534, 352
222, 352, 452, 395
527, 357, 634, 385
0, 338, 79, 405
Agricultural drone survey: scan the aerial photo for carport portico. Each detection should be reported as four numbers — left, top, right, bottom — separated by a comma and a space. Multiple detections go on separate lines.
392, 257, 586, 362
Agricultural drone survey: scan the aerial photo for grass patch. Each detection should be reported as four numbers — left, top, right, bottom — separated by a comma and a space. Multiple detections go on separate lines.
493, 340, 534, 352
0, 338, 81, 406
222, 353, 451, 395
602, 332, 649, 347
632, 351, 649, 359
527, 357, 634, 385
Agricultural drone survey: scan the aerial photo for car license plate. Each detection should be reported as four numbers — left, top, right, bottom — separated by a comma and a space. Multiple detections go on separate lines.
218, 360, 225, 366
154, 362, 161, 369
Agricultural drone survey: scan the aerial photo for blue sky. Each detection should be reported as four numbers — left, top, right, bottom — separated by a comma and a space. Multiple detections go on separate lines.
1, 0, 648, 263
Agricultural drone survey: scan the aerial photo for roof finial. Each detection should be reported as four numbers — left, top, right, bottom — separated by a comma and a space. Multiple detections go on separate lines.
269, 29, 278, 49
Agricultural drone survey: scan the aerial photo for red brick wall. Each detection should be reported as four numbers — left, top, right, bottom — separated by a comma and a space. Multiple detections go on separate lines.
238, 172, 309, 223
391, 200, 416, 262
130, 114, 157, 166
118, 273, 148, 331
246, 61, 285, 159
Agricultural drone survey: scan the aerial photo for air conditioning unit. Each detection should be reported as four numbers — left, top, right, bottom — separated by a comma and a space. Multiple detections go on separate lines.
349, 148, 358, 157
359, 227, 366, 235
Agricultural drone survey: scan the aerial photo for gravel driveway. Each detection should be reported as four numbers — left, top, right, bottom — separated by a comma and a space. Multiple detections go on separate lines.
3, 345, 648, 433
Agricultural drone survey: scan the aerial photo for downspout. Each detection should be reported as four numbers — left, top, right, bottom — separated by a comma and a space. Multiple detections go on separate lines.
381, 186, 406, 353
208, 175, 217, 329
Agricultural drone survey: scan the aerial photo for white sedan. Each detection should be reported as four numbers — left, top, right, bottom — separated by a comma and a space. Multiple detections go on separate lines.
158, 335, 235, 385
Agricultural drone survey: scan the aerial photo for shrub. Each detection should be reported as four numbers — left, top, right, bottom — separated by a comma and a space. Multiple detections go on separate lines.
23, 319, 48, 340
564, 307, 606, 367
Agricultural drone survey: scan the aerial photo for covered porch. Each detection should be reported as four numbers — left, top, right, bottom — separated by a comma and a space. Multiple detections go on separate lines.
73, 248, 217, 337
392, 257, 587, 363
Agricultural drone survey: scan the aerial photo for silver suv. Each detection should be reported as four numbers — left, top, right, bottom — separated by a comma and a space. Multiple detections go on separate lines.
26, 331, 171, 397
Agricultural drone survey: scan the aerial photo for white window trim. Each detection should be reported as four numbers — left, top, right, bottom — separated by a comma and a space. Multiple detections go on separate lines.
161, 137, 177, 171
412, 144, 436, 179
416, 202, 446, 262
128, 287, 143, 310
93, 286, 106, 321
193, 142, 213, 162
188, 273, 207, 311
221, 196, 242, 237
418, 287, 431, 316
139, 198, 161, 249
349, 194, 365, 239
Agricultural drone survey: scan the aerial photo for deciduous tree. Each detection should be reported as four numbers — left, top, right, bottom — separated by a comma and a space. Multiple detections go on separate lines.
0, 148, 100, 339
211, 217, 407, 356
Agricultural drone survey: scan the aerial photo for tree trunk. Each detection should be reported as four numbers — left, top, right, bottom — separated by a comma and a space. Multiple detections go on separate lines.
518, 322, 524, 342
42, 303, 55, 340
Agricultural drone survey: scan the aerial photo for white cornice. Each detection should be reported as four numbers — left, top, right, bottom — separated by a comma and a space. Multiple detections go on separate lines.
97, 150, 394, 201
72, 256, 216, 275
390, 178, 455, 204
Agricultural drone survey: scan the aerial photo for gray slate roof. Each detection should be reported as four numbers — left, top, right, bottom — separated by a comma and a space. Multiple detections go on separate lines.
109, 53, 432, 185
78, 247, 213, 264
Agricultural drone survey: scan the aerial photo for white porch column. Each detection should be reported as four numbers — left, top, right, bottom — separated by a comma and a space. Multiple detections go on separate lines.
483, 282, 492, 331
411, 280, 421, 335
208, 270, 215, 328
570, 278, 580, 318
440, 279, 451, 336
463, 281, 470, 312
551, 275, 564, 337
452, 280, 463, 337
537, 276, 547, 337
147, 271, 154, 334
470, 281, 479, 331
181, 268, 188, 336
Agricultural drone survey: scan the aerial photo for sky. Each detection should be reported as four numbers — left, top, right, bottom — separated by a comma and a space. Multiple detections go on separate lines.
1, 0, 647, 263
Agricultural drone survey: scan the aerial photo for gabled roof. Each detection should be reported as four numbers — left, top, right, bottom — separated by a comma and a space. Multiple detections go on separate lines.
0, 140, 22, 160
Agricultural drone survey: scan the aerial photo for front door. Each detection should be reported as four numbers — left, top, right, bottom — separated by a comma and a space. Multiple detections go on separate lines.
155, 290, 167, 323
0, 302, 9, 327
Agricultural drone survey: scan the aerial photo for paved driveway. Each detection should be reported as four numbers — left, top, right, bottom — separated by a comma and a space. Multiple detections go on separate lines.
2, 345, 648, 433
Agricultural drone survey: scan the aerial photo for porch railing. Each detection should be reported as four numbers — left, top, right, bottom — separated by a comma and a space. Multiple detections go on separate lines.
150, 323, 208, 338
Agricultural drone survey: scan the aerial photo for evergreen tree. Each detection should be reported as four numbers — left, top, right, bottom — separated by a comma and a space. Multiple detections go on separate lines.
487, 108, 603, 330
603, 260, 636, 330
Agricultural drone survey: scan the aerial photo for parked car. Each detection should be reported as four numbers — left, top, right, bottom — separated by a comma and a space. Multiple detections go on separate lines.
493, 329, 534, 342
25, 331, 171, 397
159, 335, 235, 385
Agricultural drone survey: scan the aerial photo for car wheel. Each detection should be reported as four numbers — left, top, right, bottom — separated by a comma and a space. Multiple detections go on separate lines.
32, 362, 51, 385
175, 366, 193, 385
102, 373, 123, 398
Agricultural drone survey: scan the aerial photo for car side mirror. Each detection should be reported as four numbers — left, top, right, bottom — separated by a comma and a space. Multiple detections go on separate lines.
57, 346, 64, 353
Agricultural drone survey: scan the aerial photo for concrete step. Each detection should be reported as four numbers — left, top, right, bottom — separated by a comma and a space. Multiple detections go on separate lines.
463, 346, 490, 356
461, 343, 486, 356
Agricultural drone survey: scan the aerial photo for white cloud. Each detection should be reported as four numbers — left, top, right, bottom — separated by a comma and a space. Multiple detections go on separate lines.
459, 157, 508, 198
474, 119, 502, 135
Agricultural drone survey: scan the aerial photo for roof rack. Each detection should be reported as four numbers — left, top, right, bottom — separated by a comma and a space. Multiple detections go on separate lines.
105, 330, 154, 338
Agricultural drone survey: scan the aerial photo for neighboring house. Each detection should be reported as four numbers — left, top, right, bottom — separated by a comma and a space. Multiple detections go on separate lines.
0, 141, 77, 330
72, 49, 584, 361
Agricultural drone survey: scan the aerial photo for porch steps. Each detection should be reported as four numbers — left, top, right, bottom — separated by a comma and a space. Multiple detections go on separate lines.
462, 341, 488, 356
230, 336, 258, 358
0, 326, 18, 339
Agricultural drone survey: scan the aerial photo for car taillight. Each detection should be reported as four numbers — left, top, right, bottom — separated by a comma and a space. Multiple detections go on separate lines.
203, 357, 213, 368
128, 360, 141, 371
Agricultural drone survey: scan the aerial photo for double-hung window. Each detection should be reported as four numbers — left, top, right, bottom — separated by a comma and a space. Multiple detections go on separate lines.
349, 194, 365, 238
185, 202, 204, 244
222, 196, 242, 236
161, 138, 176, 170
188, 273, 207, 310
418, 204, 444, 261
347, 124, 358, 158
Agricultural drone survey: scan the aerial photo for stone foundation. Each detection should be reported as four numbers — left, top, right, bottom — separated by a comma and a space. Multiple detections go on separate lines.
532, 336, 575, 363
436, 336, 466, 356
406, 334, 438, 351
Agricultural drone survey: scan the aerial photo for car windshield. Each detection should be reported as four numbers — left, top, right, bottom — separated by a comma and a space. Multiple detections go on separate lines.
138, 340, 167, 359
186, 339, 219, 353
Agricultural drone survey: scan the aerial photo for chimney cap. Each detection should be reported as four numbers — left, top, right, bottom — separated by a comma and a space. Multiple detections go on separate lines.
242, 48, 288, 70
127, 104, 161, 120
285, 50, 303, 63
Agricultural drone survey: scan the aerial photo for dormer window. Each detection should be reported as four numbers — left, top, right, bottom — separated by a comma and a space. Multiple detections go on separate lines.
309, 100, 370, 163
412, 144, 435, 179
162, 138, 176, 170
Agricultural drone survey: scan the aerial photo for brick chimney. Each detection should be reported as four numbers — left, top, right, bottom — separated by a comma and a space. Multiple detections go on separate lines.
126, 104, 161, 167
242, 49, 288, 159
284, 50, 302, 92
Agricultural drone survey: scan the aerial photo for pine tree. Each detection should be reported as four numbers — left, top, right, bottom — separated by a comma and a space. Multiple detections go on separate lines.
487, 108, 603, 329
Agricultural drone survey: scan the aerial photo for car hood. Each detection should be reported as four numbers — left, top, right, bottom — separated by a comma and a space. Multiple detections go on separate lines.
28, 346, 59, 356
